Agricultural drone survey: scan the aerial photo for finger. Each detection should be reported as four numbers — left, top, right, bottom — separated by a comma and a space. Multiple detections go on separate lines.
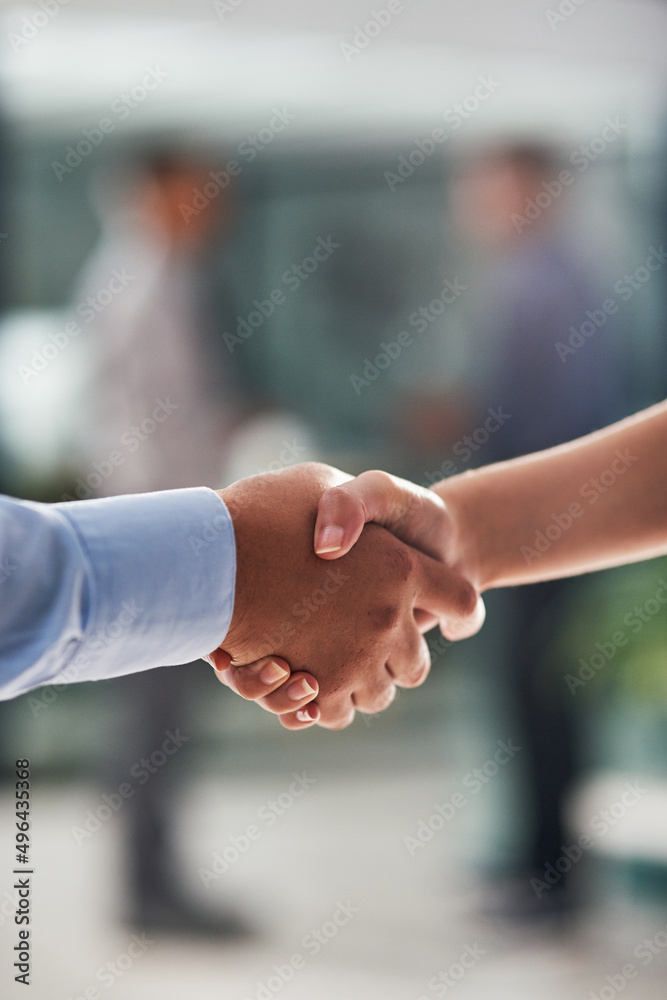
344, 649, 399, 713
256, 672, 319, 714
313, 480, 369, 558
209, 653, 300, 701
413, 608, 440, 633
412, 550, 483, 639
354, 681, 397, 714
316, 708, 356, 730
314, 693, 357, 730
314, 471, 449, 561
313, 470, 415, 558
206, 648, 231, 671
278, 704, 321, 730
440, 594, 486, 641
386, 618, 432, 690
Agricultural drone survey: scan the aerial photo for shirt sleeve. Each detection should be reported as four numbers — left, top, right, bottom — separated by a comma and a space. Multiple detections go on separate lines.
0, 487, 235, 701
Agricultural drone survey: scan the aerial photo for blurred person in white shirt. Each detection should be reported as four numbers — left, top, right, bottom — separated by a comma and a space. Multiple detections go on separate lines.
70, 149, 250, 937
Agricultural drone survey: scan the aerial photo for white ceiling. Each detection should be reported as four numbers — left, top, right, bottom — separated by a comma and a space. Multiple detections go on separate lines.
0, 0, 665, 148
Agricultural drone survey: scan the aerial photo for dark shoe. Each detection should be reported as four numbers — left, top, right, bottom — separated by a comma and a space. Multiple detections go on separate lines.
479, 872, 578, 926
127, 896, 253, 940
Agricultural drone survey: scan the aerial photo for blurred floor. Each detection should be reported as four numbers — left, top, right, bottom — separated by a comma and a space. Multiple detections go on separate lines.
2, 764, 667, 1000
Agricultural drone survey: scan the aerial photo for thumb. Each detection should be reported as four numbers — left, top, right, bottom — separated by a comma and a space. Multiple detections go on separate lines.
314, 470, 445, 560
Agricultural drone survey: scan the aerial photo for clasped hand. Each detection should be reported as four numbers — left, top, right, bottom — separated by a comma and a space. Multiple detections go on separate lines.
207, 463, 483, 730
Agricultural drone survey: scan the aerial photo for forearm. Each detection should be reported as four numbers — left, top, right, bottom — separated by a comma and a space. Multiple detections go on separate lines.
433, 400, 667, 590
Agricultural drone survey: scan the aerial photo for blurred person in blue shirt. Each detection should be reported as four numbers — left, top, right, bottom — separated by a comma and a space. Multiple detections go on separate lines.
448, 142, 628, 920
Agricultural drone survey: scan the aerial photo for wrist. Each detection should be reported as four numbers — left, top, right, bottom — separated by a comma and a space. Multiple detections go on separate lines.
216, 463, 342, 662
215, 483, 259, 657
429, 471, 495, 592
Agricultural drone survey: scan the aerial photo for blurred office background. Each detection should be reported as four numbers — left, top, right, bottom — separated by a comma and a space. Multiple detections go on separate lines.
1, 1, 667, 997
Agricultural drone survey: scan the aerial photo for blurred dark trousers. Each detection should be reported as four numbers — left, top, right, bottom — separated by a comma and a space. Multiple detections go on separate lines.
505, 578, 578, 881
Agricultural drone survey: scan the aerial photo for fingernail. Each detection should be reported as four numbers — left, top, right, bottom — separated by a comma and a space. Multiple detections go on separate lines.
208, 648, 231, 672
259, 660, 289, 685
315, 525, 344, 554
296, 706, 318, 723
287, 677, 317, 701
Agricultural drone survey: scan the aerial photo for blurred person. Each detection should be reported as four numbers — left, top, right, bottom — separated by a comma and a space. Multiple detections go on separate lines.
70, 150, 251, 936
448, 144, 626, 454
433, 144, 626, 920
74, 150, 243, 493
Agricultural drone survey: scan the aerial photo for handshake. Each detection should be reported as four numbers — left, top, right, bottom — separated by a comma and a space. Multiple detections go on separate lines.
207, 401, 667, 728
208, 462, 484, 731
1, 403, 659, 706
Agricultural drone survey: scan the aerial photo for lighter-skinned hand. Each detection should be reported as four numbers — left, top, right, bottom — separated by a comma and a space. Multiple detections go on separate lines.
312, 469, 486, 640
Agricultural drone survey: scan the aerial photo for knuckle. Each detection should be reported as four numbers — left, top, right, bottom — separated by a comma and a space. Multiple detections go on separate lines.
387, 542, 414, 583
398, 655, 431, 689
455, 579, 478, 618
358, 469, 393, 494
368, 602, 401, 632
326, 483, 354, 505
368, 684, 397, 712
320, 710, 355, 730
232, 668, 258, 699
